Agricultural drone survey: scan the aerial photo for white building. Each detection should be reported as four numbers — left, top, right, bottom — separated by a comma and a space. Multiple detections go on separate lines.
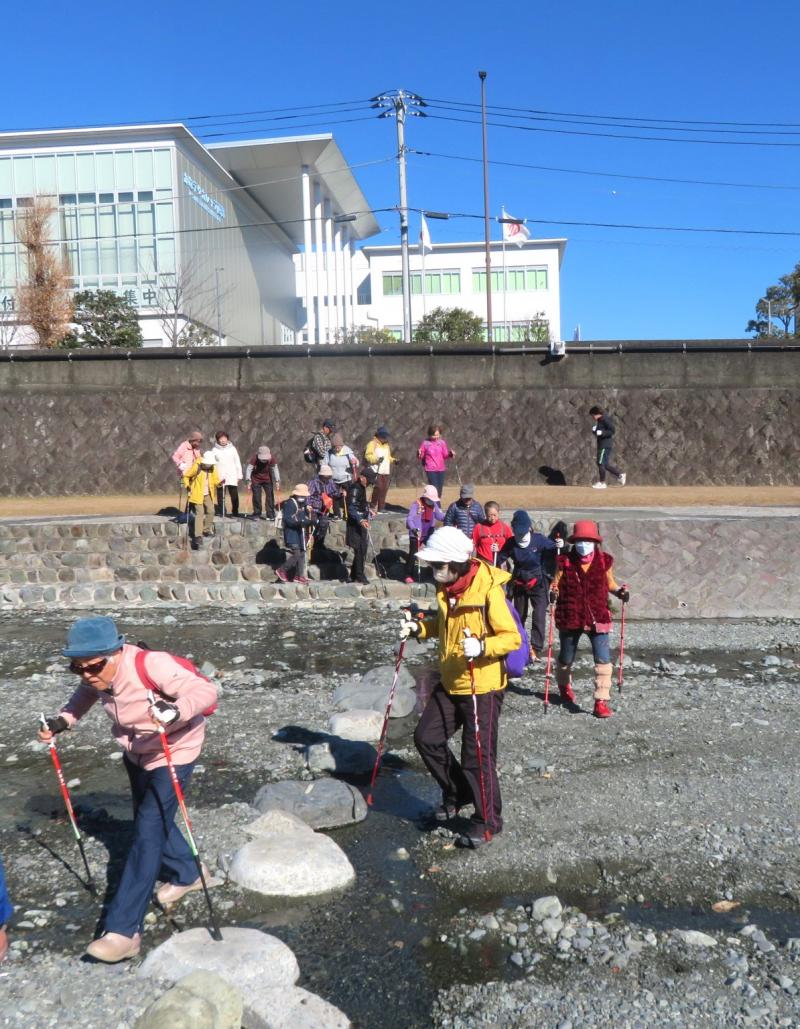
343, 238, 566, 343
0, 125, 378, 348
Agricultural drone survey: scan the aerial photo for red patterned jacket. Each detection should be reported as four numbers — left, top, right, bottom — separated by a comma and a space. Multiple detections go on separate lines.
554, 550, 616, 631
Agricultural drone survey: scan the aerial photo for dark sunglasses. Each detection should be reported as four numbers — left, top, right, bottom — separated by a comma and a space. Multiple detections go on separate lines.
69, 657, 109, 676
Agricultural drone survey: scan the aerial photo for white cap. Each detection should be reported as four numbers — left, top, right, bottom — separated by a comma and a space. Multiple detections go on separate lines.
416, 526, 474, 564
201, 451, 217, 464
319, 464, 333, 476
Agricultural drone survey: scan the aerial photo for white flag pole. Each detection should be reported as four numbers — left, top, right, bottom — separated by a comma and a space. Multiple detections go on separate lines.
501, 206, 508, 342
422, 246, 427, 320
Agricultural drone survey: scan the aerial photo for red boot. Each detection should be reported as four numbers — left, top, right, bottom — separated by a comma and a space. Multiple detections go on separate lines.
558, 681, 576, 705
593, 699, 613, 719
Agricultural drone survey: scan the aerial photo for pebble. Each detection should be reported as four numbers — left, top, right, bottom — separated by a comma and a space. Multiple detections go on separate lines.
66, 778, 81, 789
231, 655, 246, 664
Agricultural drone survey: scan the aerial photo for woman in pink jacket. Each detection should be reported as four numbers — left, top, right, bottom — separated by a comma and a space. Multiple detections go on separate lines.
39, 617, 217, 963
418, 424, 455, 500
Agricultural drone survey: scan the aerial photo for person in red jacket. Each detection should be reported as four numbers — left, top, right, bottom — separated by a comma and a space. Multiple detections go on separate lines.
549, 520, 629, 719
472, 502, 512, 566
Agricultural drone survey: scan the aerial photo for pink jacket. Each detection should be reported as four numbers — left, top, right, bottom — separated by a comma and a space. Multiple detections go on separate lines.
418, 438, 453, 473
172, 440, 201, 476
59, 644, 217, 770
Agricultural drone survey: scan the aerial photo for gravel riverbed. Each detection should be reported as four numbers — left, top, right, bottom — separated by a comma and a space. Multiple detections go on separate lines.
1, 607, 799, 1027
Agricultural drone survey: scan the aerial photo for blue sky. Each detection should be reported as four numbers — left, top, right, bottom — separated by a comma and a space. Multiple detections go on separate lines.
10, 0, 800, 340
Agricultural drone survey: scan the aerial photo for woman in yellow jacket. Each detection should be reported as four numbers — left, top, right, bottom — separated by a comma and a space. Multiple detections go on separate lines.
401, 526, 521, 848
182, 451, 221, 549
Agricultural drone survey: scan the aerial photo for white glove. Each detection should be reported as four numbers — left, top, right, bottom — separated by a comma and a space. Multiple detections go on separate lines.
592, 425, 600, 435
462, 635, 483, 660
149, 698, 180, 725
399, 618, 422, 641
555, 538, 564, 549
491, 543, 499, 553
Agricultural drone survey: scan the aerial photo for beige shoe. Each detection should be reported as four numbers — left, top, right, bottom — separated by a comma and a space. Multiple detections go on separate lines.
85, 932, 141, 963
156, 866, 212, 908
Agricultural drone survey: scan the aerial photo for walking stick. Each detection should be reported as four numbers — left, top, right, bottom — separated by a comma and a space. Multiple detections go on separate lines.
617, 595, 627, 694
146, 694, 223, 941
181, 491, 191, 553
543, 603, 555, 714
463, 631, 492, 843
39, 715, 96, 895
453, 459, 463, 486
366, 634, 411, 806
218, 487, 226, 551
366, 526, 385, 578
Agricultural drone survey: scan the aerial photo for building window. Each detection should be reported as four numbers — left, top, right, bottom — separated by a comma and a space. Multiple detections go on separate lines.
506, 269, 526, 292
382, 273, 403, 296
526, 267, 548, 290
472, 269, 503, 292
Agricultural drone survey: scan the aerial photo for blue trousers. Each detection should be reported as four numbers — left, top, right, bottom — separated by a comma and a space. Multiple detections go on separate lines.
558, 629, 611, 665
104, 755, 197, 937
426, 470, 446, 497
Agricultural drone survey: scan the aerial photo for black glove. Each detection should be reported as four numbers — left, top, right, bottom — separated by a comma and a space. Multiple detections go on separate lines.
617, 586, 630, 603
548, 589, 558, 606
150, 699, 180, 725
44, 715, 68, 735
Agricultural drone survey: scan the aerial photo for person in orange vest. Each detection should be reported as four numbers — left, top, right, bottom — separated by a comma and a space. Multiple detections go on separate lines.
548, 520, 629, 718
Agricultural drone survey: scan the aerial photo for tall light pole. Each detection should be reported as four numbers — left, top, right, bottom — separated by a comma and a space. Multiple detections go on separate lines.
372, 90, 426, 342
479, 70, 493, 343
215, 267, 224, 346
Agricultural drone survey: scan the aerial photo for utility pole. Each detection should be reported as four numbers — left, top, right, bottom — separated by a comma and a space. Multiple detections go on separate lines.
372, 89, 426, 343
479, 70, 493, 343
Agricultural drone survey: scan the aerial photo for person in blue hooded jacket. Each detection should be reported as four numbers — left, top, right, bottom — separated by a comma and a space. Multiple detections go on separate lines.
500, 510, 562, 659
0, 853, 12, 961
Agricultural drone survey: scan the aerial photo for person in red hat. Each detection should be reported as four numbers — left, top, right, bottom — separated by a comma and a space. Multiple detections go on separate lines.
548, 519, 629, 718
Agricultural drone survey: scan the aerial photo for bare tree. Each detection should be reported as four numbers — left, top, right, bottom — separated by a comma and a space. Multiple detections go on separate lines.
15, 198, 73, 348
0, 313, 20, 349
150, 259, 227, 347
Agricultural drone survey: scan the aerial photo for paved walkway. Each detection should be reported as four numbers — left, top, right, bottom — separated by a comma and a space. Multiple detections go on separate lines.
0, 485, 798, 521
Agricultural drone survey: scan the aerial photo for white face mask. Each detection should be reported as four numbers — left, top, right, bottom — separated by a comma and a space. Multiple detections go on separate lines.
432, 562, 459, 584
575, 541, 595, 557
515, 531, 531, 547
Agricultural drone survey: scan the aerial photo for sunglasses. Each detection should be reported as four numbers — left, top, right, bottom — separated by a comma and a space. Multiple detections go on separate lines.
69, 657, 109, 676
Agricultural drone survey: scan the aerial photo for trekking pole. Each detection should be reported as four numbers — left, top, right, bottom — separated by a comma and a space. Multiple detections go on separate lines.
145, 693, 223, 942
462, 630, 492, 843
39, 715, 96, 895
543, 604, 555, 715
182, 491, 191, 553
617, 594, 627, 694
453, 459, 463, 486
366, 621, 415, 806
366, 525, 384, 578
218, 488, 226, 551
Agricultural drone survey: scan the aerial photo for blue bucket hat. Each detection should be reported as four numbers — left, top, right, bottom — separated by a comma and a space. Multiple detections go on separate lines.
510, 509, 532, 535
62, 617, 125, 658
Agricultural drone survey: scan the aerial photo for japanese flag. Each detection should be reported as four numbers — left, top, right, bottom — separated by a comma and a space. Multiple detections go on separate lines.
502, 209, 531, 248
419, 214, 432, 255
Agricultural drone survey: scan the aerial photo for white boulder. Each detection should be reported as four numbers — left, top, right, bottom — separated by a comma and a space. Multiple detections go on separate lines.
328, 709, 384, 743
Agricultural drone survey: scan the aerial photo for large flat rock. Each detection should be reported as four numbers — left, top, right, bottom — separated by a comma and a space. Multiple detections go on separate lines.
138, 927, 299, 991
230, 810, 355, 897
253, 778, 367, 829
332, 664, 417, 719
328, 709, 384, 742
243, 985, 351, 1029
306, 739, 377, 775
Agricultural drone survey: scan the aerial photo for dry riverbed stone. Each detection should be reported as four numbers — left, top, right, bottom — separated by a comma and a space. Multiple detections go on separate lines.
253, 778, 367, 829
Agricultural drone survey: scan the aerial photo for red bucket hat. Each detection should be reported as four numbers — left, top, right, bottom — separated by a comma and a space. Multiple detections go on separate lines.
568, 519, 603, 544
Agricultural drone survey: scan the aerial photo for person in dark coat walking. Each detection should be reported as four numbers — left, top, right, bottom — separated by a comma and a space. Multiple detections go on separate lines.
344, 468, 376, 584
590, 405, 626, 489
500, 510, 561, 660
276, 484, 314, 584
443, 485, 484, 539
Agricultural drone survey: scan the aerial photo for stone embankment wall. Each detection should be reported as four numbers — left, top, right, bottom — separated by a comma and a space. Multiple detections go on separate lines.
0, 343, 798, 495
0, 512, 796, 619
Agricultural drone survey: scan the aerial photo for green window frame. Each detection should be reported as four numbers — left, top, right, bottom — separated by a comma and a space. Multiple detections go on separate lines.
382, 273, 403, 296
526, 267, 548, 290
473, 269, 503, 292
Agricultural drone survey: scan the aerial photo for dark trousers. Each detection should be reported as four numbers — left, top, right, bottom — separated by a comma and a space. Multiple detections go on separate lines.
279, 544, 306, 579
216, 484, 239, 516
251, 481, 275, 518
414, 684, 505, 834
426, 470, 446, 497
406, 531, 421, 577
512, 580, 549, 653
597, 447, 623, 482
346, 522, 368, 581
103, 756, 196, 937
371, 474, 390, 512
313, 513, 330, 551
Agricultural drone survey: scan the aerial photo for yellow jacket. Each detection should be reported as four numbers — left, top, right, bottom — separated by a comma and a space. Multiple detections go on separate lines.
365, 438, 395, 474
418, 560, 521, 695
182, 458, 221, 504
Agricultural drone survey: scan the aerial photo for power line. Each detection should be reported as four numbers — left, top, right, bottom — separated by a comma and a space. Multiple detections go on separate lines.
424, 111, 800, 148
424, 96, 800, 130
198, 115, 378, 140
409, 147, 800, 193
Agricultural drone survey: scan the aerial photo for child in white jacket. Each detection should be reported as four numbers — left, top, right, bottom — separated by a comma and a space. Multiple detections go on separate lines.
212, 431, 243, 517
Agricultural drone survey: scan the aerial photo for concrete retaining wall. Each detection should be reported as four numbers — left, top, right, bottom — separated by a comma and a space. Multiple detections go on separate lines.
0, 344, 798, 494
1, 511, 797, 618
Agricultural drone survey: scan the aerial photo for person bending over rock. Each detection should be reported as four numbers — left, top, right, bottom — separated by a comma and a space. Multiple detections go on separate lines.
38, 617, 217, 962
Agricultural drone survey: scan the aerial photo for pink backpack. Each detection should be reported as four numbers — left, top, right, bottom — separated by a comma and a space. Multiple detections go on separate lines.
134, 647, 217, 717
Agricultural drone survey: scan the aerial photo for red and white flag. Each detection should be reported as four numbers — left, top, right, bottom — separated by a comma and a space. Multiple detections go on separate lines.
419, 213, 432, 255
501, 207, 531, 248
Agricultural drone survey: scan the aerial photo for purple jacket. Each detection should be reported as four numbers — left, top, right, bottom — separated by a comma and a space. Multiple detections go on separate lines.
308, 476, 341, 515
406, 499, 444, 541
